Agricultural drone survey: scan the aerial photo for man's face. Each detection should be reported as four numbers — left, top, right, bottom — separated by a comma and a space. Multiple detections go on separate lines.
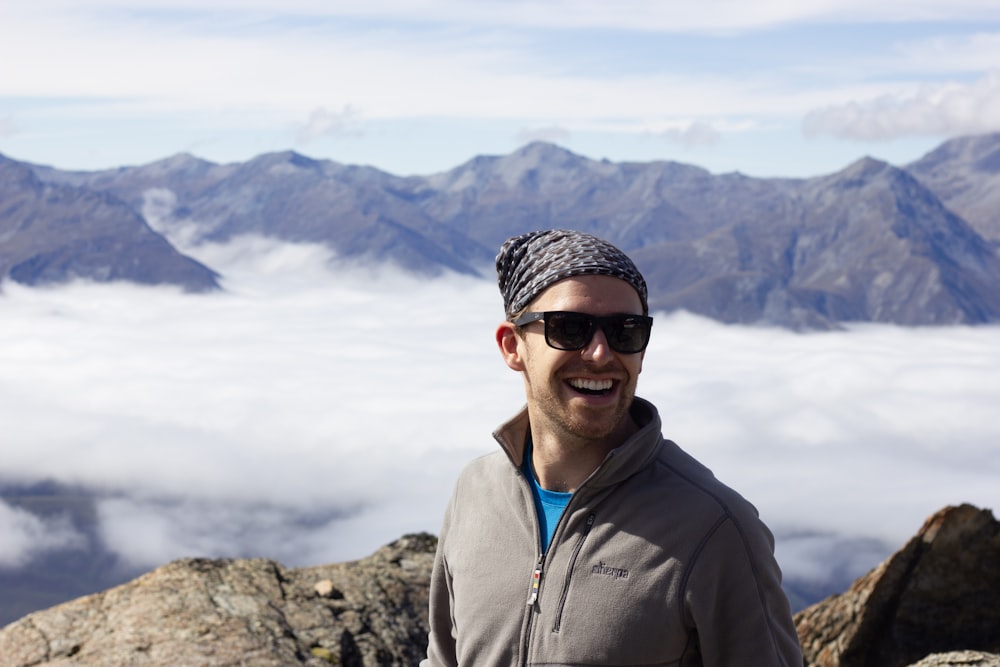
497, 274, 646, 446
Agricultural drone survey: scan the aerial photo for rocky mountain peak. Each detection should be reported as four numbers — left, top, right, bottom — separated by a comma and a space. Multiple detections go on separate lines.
838, 155, 894, 180
795, 504, 1000, 667
246, 150, 329, 174
494, 141, 619, 189
914, 132, 1000, 174
906, 133, 1000, 244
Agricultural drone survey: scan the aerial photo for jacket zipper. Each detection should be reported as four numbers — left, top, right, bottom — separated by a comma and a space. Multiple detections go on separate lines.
520, 465, 544, 667
552, 512, 596, 633
527, 562, 543, 605
521, 556, 543, 667
517, 447, 610, 665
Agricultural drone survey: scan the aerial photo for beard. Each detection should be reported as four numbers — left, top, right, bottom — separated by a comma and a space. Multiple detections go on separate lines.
525, 365, 637, 447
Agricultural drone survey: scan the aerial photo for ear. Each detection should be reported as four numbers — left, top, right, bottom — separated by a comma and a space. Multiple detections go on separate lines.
496, 321, 526, 371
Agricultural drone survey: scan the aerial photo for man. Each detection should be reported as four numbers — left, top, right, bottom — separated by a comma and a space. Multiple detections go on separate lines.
423, 229, 802, 666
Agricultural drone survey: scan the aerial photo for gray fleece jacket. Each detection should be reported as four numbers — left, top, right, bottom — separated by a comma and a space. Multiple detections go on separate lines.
423, 397, 803, 667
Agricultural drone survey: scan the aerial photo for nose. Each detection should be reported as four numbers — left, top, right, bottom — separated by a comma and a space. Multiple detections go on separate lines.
581, 326, 614, 364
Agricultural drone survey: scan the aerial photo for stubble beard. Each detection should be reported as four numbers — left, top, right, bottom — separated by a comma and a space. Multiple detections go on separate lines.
529, 371, 637, 448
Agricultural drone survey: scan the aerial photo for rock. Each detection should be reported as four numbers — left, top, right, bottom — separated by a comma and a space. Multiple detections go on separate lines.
795, 504, 1000, 667
0, 533, 436, 666
905, 652, 1000, 667
5, 506, 999, 667
313, 579, 340, 599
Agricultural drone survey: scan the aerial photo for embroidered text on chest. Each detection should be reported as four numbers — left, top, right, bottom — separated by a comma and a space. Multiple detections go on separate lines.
591, 561, 630, 580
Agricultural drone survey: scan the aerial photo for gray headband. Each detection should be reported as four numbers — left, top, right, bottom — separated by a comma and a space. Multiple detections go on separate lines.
496, 229, 648, 317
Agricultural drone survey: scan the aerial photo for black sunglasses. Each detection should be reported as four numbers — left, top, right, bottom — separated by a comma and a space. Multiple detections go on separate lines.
513, 311, 653, 354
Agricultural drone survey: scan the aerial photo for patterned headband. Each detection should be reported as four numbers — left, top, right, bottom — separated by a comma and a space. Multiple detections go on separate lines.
495, 229, 648, 317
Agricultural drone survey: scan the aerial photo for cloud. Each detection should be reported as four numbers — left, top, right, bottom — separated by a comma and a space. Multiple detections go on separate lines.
0, 501, 87, 569
95, 496, 365, 568
3, 0, 998, 179
803, 72, 1000, 141
295, 105, 364, 144
1, 240, 999, 591
659, 120, 721, 148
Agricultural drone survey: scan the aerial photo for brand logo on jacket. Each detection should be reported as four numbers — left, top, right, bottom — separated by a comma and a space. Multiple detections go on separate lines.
591, 561, 630, 580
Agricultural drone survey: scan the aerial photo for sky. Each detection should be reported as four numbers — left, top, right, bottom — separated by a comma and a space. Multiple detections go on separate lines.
2, 1, 1000, 177
1, 237, 999, 596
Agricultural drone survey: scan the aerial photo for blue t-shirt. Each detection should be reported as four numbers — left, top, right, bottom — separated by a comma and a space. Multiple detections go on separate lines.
522, 442, 572, 552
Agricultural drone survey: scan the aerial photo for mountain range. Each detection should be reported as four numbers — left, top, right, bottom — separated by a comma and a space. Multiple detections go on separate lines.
3, 133, 1000, 328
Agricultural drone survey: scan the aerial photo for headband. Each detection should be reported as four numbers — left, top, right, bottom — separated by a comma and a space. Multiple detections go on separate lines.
496, 229, 648, 317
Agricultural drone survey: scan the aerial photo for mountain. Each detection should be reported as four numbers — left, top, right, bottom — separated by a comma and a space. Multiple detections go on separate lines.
6, 134, 1000, 327
907, 132, 1000, 246
34, 151, 487, 277
0, 156, 219, 292
1, 506, 996, 666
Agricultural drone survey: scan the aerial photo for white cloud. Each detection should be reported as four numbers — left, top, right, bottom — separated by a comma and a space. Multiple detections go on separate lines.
803, 72, 1000, 140
3, 0, 999, 177
659, 120, 722, 148
0, 501, 87, 569
295, 106, 364, 144
1, 245, 998, 588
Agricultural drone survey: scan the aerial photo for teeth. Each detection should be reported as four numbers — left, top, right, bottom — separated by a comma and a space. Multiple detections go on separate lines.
569, 378, 613, 392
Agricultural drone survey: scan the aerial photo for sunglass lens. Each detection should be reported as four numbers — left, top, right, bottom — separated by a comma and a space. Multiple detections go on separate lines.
606, 316, 650, 353
546, 312, 592, 350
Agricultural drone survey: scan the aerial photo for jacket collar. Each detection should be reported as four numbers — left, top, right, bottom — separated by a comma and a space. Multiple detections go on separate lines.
492, 397, 663, 491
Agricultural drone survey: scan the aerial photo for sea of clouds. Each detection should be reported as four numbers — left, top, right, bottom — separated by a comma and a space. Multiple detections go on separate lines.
2, 237, 998, 597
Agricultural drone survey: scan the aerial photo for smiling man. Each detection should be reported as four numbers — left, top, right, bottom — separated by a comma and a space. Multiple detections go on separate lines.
423, 230, 802, 667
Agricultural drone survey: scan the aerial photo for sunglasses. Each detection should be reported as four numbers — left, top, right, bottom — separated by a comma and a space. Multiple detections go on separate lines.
513, 311, 653, 354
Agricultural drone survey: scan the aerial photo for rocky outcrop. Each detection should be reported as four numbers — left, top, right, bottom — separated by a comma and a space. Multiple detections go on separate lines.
0, 533, 435, 667
906, 652, 1000, 667
795, 504, 1000, 667
3, 507, 997, 667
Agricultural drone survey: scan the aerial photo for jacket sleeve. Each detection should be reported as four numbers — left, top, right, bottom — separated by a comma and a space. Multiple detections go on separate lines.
421, 492, 459, 667
683, 511, 803, 667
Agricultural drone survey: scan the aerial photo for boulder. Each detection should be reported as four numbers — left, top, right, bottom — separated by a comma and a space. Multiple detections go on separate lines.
795, 504, 1000, 667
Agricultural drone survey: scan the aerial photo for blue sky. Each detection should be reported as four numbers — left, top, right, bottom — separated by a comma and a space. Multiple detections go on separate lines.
2, 1, 1000, 177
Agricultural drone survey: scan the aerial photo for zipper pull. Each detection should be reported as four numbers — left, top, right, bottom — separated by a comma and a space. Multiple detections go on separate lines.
527, 564, 542, 605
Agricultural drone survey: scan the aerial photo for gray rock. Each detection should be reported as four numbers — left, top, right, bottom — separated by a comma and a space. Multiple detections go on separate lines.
906, 652, 1000, 667
0, 533, 435, 667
